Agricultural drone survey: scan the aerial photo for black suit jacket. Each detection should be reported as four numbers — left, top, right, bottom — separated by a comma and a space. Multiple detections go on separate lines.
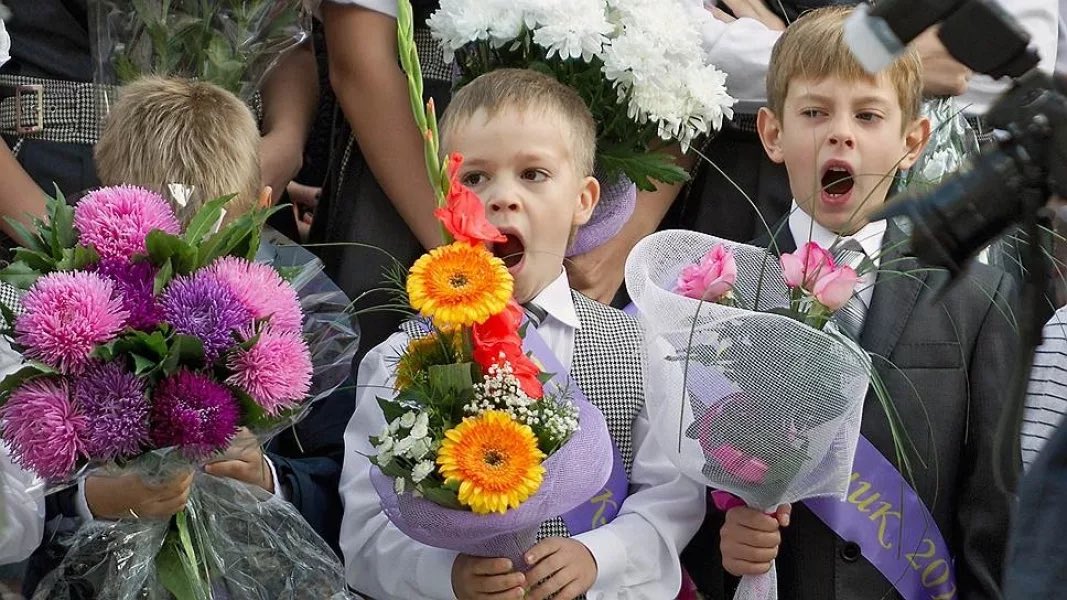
684, 219, 1018, 600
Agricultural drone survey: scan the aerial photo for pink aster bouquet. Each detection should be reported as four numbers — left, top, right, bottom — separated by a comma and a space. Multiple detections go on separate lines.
625, 230, 873, 600
0, 188, 358, 599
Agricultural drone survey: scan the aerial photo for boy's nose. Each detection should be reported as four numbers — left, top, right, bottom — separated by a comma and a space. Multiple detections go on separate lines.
487, 192, 521, 213
827, 124, 855, 149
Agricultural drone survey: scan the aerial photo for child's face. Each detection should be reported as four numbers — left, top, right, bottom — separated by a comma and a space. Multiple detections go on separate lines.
445, 108, 599, 303
758, 75, 930, 235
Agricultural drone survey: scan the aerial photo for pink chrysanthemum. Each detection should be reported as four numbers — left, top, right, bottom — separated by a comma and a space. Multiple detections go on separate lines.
227, 327, 312, 416
207, 257, 303, 333
16, 272, 129, 374
150, 369, 240, 458
1, 378, 86, 481
74, 185, 181, 261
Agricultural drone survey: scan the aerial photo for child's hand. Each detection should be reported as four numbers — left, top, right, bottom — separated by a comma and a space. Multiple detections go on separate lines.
720, 504, 790, 577
523, 537, 598, 600
85, 469, 194, 520
203, 428, 273, 493
451, 555, 525, 600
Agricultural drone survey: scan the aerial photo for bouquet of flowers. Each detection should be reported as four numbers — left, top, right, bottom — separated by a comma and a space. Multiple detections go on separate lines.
90, 0, 308, 101
428, 0, 735, 254
0, 188, 359, 599
625, 229, 873, 600
365, 1, 616, 569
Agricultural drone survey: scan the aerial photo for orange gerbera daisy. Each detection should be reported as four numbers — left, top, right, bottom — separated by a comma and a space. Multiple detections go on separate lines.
436, 410, 546, 514
407, 242, 513, 328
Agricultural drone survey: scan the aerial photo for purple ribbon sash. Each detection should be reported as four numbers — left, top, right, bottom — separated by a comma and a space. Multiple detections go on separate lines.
805, 436, 957, 600
521, 322, 630, 535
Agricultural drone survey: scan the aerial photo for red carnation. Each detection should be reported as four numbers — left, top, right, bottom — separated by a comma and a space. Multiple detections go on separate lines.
472, 301, 544, 399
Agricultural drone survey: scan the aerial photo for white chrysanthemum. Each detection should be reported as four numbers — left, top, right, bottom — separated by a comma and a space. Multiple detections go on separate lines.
530, 0, 612, 61
430, 0, 540, 62
411, 460, 435, 483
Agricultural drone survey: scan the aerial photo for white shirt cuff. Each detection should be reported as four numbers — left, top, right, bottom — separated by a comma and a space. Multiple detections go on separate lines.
416, 547, 460, 599
574, 525, 627, 596
75, 477, 95, 522
264, 456, 287, 500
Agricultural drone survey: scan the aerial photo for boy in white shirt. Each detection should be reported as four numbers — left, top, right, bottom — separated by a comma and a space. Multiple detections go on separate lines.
339, 68, 706, 600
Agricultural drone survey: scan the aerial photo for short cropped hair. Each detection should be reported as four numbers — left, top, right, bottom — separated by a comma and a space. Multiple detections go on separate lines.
95, 76, 261, 224
767, 6, 923, 127
440, 68, 596, 177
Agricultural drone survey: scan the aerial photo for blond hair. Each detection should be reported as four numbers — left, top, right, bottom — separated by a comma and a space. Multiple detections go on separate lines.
767, 6, 923, 127
95, 76, 261, 224
440, 68, 596, 176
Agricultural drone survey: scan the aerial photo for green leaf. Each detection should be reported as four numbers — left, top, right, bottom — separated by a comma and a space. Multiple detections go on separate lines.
92, 341, 116, 363
154, 259, 174, 295
162, 334, 205, 374
156, 540, 200, 600
3, 217, 46, 254
422, 485, 463, 509
47, 188, 76, 255
0, 363, 58, 405
235, 388, 288, 431
183, 195, 234, 246
146, 231, 197, 274
55, 245, 100, 272
13, 248, 56, 272
378, 460, 409, 479
428, 362, 474, 398
378, 397, 410, 425
0, 261, 40, 290
597, 147, 690, 191
131, 353, 158, 375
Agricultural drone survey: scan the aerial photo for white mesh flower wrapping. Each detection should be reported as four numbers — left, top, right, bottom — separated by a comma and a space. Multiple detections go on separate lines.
626, 230, 869, 509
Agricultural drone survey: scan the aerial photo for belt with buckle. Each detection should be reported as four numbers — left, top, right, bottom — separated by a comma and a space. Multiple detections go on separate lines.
0, 74, 114, 145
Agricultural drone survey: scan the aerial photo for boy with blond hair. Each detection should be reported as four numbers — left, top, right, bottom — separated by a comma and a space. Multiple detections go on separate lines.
339, 68, 706, 600
22, 75, 354, 595
94, 76, 263, 223
683, 7, 1017, 600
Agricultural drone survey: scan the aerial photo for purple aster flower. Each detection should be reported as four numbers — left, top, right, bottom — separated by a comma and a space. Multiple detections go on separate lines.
1, 378, 86, 481
207, 257, 303, 333
160, 272, 253, 363
15, 272, 129, 374
95, 258, 163, 330
227, 327, 312, 416
149, 369, 239, 457
74, 361, 150, 460
74, 185, 181, 261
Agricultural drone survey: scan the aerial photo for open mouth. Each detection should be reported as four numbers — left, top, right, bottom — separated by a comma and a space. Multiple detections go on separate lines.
821, 165, 855, 198
491, 233, 525, 269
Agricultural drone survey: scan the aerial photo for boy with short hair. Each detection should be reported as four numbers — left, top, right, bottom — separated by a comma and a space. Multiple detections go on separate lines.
94, 75, 263, 222
339, 68, 706, 600
682, 7, 1017, 600
22, 75, 353, 595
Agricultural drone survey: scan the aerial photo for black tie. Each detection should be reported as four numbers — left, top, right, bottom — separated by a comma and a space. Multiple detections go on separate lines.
523, 302, 548, 328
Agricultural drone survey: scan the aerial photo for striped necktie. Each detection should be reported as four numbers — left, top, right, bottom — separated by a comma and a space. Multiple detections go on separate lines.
831, 240, 868, 340
523, 302, 548, 329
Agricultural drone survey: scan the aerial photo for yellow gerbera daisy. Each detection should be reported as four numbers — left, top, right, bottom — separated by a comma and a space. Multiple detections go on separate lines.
437, 410, 546, 514
407, 242, 513, 328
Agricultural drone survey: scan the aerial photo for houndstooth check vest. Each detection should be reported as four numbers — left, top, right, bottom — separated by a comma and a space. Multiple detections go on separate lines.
400, 292, 646, 540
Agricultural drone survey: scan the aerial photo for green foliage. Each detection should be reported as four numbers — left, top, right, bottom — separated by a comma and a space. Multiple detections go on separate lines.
101, 0, 306, 99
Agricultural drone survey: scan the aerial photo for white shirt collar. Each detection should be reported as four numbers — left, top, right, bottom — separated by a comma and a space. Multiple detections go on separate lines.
787, 201, 887, 265
529, 270, 581, 331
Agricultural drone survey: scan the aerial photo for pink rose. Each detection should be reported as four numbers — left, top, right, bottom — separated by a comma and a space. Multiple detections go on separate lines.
813, 266, 859, 312
779, 242, 835, 290
710, 444, 769, 484
675, 243, 738, 302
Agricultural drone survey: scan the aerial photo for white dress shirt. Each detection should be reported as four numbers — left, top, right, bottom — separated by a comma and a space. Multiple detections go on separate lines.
320, 0, 398, 17
787, 202, 886, 314
693, 0, 1058, 116
0, 337, 43, 566
338, 271, 706, 599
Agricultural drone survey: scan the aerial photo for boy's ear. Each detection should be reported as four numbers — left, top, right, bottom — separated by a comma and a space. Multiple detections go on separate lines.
898, 116, 932, 171
572, 175, 601, 227
756, 107, 786, 164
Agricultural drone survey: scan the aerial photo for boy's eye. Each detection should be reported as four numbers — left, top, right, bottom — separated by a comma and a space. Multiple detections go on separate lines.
856, 112, 882, 122
801, 109, 826, 119
522, 169, 548, 182
461, 172, 487, 186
